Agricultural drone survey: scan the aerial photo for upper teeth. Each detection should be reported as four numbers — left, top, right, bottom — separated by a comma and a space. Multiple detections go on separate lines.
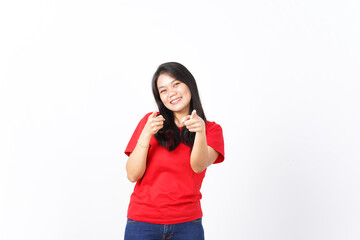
171, 98, 181, 103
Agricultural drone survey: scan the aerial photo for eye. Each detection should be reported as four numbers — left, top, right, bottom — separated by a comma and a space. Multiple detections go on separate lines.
160, 89, 166, 94
174, 82, 180, 87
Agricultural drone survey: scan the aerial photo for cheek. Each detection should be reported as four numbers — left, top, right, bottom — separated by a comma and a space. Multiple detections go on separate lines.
160, 95, 167, 105
183, 87, 191, 98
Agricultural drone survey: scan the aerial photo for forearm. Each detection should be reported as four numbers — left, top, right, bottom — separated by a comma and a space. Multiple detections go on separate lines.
190, 131, 209, 173
126, 132, 151, 182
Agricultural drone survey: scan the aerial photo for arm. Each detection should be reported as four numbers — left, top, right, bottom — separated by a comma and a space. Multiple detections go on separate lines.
126, 131, 152, 182
190, 131, 219, 173
183, 110, 219, 173
126, 112, 165, 182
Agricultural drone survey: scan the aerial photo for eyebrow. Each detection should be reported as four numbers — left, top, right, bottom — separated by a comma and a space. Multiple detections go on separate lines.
158, 79, 179, 90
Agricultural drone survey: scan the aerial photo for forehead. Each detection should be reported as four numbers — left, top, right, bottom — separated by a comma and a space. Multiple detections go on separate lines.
157, 73, 177, 88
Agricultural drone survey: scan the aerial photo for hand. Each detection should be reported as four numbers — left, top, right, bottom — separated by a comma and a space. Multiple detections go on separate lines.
181, 110, 205, 133
143, 111, 165, 136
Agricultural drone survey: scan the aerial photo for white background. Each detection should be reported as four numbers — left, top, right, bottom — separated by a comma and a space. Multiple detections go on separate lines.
1, 0, 360, 239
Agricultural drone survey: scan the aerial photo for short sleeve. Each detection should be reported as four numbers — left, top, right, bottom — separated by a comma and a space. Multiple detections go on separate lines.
205, 121, 225, 164
124, 112, 153, 157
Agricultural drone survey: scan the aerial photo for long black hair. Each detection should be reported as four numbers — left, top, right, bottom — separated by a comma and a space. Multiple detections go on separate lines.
152, 62, 206, 151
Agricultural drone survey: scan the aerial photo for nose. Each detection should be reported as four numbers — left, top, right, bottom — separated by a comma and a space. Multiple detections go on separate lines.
169, 87, 176, 97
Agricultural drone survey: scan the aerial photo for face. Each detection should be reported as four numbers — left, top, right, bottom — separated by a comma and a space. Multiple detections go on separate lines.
157, 73, 191, 115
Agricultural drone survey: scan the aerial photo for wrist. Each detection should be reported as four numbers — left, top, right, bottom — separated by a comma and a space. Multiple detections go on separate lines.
139, 132, 152, 143
137, 140, 150, 148
195, 128, 206, 139
198, 123, 206, 134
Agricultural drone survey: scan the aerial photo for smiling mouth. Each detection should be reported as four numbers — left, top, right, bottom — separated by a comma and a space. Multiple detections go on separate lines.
170, 97, 182, 104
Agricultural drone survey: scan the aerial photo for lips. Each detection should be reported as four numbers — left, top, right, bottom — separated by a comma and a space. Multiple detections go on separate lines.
170, 97, 182, 104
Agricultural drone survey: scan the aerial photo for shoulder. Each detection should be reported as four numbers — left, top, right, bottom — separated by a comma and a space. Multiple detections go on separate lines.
205, 120, 223, 134
143, 112, 154, 119
204, 120, 225, 163
205, 120, 222, 129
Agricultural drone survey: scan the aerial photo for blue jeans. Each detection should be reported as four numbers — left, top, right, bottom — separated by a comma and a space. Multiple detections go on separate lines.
124, 218, 204, 240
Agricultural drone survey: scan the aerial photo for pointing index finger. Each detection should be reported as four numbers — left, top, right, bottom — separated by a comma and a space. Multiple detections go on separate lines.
148, 111, 158, 119
190, 110, 197, 119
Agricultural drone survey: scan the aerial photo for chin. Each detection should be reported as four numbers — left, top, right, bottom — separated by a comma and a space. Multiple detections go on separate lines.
166, 106, 182, 113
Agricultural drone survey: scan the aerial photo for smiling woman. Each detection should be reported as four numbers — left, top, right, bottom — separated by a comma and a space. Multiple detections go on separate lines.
124, 62, 225, 240
151, 62, 208, 151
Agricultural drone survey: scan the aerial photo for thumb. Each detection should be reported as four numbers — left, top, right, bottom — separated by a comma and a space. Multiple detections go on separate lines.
181, 115, 191, 123
190, 109, 197, 119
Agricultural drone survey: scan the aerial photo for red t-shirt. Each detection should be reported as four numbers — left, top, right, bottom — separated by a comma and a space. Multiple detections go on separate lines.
124, 112, 225, 224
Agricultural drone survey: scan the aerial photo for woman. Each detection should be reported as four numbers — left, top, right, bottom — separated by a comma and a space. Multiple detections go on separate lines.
124, 62, 224, 240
